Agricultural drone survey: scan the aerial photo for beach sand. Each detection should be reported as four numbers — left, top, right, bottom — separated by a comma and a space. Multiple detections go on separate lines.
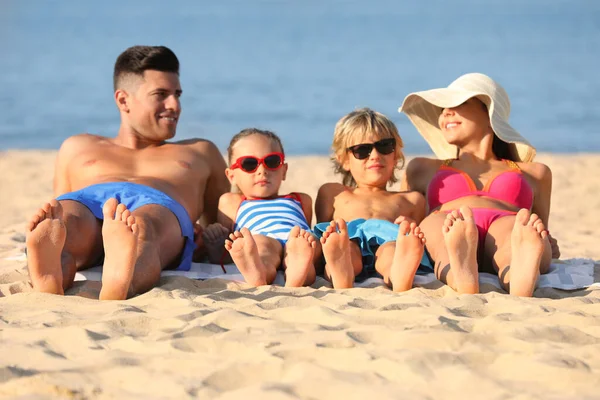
1, 150, 599, 399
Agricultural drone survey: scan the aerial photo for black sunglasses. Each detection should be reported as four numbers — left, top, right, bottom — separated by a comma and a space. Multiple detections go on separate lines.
346, 138, 396, 160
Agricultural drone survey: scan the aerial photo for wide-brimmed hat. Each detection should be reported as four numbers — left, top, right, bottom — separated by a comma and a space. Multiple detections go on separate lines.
398, 73, 535, 162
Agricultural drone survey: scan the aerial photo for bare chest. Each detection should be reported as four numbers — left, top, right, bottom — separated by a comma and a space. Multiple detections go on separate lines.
68, 146, 207, 188
333, 191, 409, 221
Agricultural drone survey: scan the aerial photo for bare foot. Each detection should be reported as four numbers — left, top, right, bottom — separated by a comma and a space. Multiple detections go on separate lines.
390, 221, 426, 292
284, 226, 316, 287
26, 200, 67, 294
321, 219, 355, 289
509, 209, 548, 297
99, 198, 140, 300
442, 206, 479, 294
225, 228, 269, 286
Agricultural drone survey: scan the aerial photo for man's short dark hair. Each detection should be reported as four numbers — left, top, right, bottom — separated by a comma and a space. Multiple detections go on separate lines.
113, 45, 179, 90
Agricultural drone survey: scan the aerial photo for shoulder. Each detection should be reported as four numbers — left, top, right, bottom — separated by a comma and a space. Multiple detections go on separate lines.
173, 138, 226, 168
57, 133, 106, 159
393, 189, 425, 205
404, 157, 442, 192
518, 161, 552, 181
317, 182, 347, 198
174, 138, 220, 153
405, 157, 442, 176
219, 192, 243, 207
290, 192, 313, 205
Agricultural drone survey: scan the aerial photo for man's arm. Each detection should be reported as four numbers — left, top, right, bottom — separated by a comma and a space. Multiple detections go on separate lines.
53, 135, 88, 196
199, 141, 230, 226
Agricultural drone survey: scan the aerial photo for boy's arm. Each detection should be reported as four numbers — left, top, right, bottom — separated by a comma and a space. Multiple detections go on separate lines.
315, 183, 344, 223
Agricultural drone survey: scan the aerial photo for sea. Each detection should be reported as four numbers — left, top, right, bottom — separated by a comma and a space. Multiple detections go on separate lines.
1, 0, 599, 155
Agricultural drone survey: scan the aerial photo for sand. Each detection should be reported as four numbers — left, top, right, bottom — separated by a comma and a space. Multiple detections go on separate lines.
1, 150, 599, 399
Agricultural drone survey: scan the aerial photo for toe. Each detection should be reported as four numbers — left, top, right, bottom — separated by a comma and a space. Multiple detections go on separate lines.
515, 208, 530, 225
336, 218, 348, 233
115, 203, 127, 221
459, 205, 474, 220
121, 209, 131, 222
398, 220, 411, 236
102, 198, 119, 220
290, 226, 301, 237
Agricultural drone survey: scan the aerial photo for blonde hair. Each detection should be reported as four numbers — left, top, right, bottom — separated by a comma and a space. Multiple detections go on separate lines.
331, 108, 405, 187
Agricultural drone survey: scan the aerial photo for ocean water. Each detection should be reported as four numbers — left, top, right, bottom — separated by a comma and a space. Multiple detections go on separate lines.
1, 0, 599, 155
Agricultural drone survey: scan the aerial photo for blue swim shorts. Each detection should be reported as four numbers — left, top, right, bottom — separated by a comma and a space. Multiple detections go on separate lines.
56, 182, 195, 271
314, 218, 433, 277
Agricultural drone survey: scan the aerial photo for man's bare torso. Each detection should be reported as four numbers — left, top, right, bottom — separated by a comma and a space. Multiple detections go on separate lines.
56, 134, 219, 222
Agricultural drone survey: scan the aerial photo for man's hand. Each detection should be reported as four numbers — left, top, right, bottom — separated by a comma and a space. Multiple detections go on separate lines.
202, 223, 231, 264
192, 221, 206, 262
549, 233, 561, 259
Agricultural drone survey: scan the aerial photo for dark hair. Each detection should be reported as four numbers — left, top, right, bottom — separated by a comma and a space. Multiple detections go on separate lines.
113, 45, 179, 90
227, 128, 285, 164
475, 100, 516, 161
492, 135, 515, 161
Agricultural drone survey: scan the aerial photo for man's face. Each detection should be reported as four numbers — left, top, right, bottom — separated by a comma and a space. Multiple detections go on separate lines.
126, 70, 182, 141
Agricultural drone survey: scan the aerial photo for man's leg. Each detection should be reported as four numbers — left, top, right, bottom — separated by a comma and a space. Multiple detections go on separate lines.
99, 201, 185, 300
26, 199, 103, 294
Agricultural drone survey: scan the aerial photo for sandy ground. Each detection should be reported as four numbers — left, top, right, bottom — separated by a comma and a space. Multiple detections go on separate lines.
1, 150, 599, 399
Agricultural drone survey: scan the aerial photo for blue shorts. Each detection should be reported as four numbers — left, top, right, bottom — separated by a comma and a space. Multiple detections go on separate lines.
314, 219, 433, 277
56, 182, 195, 271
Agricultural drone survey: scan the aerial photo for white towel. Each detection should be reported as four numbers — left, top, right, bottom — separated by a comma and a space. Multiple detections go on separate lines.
73, 258, 597, 291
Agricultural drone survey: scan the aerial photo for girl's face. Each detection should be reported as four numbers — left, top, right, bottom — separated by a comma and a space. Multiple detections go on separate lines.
340, 134, 399, 189
438, 97, 491, 146
226, 134, 287, 199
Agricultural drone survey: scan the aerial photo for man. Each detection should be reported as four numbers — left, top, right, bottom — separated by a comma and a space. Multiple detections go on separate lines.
25, 45, 230, 300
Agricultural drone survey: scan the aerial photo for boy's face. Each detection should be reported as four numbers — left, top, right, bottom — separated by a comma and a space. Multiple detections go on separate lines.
341, 134, 398, 189
226, 135, 287, 199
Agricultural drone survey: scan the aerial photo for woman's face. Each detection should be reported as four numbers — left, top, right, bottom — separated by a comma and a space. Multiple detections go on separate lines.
437, 97, 491, 146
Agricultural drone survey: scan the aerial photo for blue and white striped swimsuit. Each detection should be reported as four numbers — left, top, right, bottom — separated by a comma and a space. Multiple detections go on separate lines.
234, 194, 310, 245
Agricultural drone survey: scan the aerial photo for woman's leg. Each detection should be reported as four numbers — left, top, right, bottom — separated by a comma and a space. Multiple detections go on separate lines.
484, 209, 551, 296
419, 207, 479, 294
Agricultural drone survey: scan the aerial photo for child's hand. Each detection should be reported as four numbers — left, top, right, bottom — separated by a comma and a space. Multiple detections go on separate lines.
202, 223, 231, 264
393, 215, 417, 225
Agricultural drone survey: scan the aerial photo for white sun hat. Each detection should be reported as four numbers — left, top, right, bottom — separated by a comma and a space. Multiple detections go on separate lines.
398, 73, 536, 162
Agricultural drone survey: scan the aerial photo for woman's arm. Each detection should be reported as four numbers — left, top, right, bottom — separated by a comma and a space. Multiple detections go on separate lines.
528, 163, 553, 227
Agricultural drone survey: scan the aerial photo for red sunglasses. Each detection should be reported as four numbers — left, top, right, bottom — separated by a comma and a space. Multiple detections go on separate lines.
230, 152, 285, 173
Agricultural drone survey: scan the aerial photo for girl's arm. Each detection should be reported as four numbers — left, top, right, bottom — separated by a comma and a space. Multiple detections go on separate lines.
524, 162, 559, 258
296, 193, 314, 226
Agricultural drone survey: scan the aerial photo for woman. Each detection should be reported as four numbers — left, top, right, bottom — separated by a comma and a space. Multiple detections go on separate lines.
399, 73, 557, 297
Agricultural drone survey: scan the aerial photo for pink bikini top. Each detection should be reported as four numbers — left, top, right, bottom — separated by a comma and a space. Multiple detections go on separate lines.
427, 159, 533, 211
